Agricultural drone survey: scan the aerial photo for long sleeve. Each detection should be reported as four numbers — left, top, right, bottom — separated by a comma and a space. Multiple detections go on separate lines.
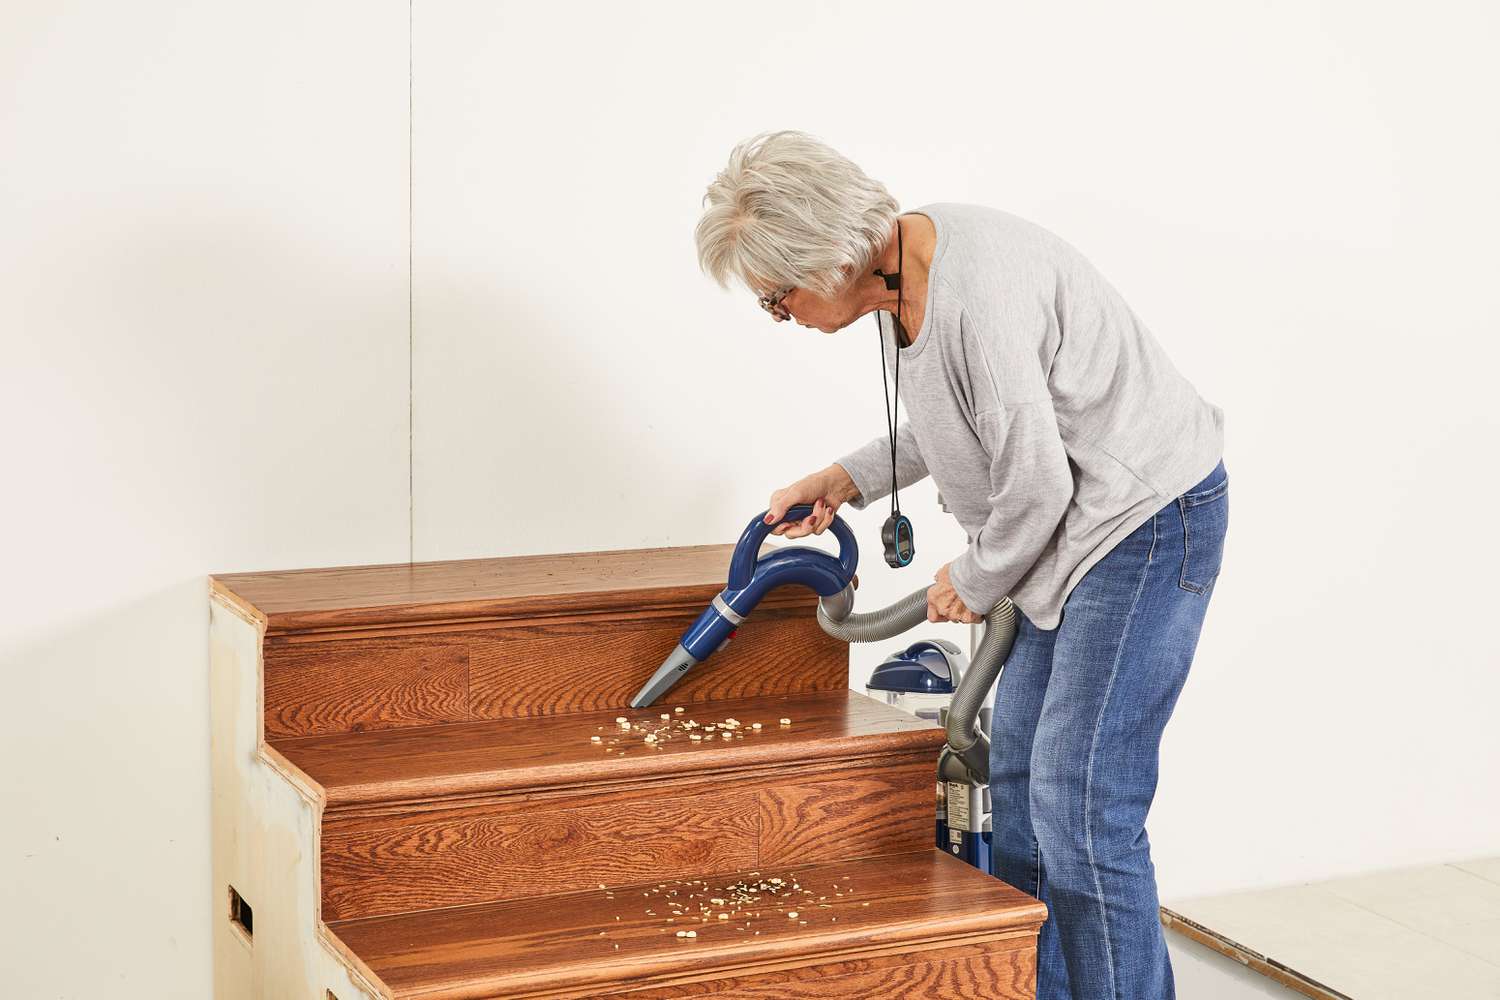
946, 399, 1073, 614
833, 420, 929, 510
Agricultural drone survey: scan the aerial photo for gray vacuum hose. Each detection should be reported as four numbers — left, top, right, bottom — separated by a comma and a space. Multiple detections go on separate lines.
817, 584, 1018, 784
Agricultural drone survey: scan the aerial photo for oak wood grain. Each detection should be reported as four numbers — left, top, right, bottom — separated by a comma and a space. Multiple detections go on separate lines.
327, 850, 1047, 1000
276, 689, 943, 807
319, 756, 936, 921
465, 607, 846, 720
757, 762, 936, 868
257, 578, 843, 736
214, 537, 1045, 998
212, 543, 811, 634
617, 937, 1037, 999
323, 789, 761, 922
263, 636, 470, 739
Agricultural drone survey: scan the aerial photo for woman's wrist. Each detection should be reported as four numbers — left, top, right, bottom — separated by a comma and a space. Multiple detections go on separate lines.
825, 464, 862, 505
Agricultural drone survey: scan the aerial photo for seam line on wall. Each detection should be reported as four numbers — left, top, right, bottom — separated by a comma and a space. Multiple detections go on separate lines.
407, 0, 415, 563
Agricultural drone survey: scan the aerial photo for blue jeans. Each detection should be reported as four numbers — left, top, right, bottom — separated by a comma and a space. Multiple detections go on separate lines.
989, 460, 1228, 1000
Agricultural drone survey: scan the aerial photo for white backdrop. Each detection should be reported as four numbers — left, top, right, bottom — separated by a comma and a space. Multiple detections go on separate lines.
1, 4, 410, 998
4, 2, 1497, 996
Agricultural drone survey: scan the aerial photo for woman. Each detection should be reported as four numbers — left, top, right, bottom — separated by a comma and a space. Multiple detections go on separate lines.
694, 131, 1227, 1000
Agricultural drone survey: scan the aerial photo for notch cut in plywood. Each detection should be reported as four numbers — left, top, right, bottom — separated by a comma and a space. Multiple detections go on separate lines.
228, 884, 254, 944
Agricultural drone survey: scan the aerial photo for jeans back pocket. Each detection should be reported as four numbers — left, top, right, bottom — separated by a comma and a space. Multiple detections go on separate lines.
1177, 474, 1228, 593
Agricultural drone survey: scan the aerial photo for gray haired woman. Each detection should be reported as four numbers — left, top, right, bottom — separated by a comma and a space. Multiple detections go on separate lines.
694, 131, 1228, 1000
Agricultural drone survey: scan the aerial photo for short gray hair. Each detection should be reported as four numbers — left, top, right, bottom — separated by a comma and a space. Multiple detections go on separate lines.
695, 131, 900, 298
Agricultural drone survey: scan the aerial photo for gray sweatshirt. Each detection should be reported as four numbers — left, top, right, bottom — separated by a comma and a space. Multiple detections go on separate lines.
836, 203, 1224, 629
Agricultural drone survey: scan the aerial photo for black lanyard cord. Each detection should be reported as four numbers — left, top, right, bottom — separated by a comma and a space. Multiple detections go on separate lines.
874, 219, 904, 519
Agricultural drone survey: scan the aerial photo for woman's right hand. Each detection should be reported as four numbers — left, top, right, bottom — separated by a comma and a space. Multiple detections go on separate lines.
765, 464, 860, 538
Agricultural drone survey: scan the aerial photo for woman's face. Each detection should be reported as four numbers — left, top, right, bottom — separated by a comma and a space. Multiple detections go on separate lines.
776, 284, 862, 334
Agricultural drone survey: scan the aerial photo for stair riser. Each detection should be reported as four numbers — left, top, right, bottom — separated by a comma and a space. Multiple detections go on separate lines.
320, 755, 938, 921
265, 601, 845, 740
610, 935, 1038, 1000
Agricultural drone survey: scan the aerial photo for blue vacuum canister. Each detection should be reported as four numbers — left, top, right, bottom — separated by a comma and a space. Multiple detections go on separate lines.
867, 640, 992, 873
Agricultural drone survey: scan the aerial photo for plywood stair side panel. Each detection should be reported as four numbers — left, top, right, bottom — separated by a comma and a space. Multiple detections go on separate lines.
209, 593, 390, 1000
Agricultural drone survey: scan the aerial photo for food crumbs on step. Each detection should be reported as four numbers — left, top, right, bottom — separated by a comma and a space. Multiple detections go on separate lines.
588, 711, 782, 754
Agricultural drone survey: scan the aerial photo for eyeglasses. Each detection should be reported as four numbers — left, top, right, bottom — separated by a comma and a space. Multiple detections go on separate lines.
757, 286, 793, 322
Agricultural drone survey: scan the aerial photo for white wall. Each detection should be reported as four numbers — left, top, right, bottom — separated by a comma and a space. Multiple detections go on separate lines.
0, 4, 409, 998
4, 1, 1497, 996
413, 0, 1500, 902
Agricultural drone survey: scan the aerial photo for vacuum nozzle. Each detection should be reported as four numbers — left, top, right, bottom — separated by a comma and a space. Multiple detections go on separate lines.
629, 643, 699, 708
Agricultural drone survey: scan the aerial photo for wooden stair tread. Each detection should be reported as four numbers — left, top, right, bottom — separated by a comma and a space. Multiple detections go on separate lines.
329, 850, 1047, 1000
276, 689, 943, 807
211, 543, 810, 633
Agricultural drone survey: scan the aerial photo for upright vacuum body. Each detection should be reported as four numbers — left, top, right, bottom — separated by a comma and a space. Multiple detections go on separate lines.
865, 640, 993, 872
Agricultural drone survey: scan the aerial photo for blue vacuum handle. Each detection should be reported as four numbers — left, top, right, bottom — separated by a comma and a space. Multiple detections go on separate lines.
727, 504, 859, 591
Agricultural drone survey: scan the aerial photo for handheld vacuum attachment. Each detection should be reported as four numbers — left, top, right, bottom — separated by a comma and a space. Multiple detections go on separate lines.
628, 505, 859, 709
629, 505, 1018, 788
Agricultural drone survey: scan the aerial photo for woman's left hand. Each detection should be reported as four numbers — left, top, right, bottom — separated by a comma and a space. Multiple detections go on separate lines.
928, 564, 983, 624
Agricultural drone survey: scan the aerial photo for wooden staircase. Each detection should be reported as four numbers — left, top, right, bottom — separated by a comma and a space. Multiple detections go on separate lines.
208, 544, 1045, 999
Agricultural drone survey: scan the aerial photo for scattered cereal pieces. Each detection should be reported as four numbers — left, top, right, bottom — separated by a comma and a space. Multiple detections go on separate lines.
615, 717, 627, 724
779, 718, 792, 726
660, 713, 671, 721
675, 706, 685, 713
751, 722, 762, 730
787, 911, 799, 919
590, 736, 601, 742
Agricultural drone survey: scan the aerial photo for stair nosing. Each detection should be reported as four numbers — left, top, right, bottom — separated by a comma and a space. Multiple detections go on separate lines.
310, 726, 945, 807
277, 690, 946, 808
